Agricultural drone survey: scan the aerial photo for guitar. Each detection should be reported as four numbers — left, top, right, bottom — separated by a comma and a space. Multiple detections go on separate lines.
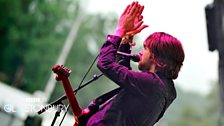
52, 64, 95, 126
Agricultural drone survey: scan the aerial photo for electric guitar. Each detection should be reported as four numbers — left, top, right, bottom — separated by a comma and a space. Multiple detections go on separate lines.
52, 64, 94, 126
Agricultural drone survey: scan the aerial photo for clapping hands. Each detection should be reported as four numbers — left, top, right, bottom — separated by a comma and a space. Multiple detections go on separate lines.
114, 1, 148, 38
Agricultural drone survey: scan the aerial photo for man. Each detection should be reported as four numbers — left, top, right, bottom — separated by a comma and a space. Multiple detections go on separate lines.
86, 1, 185, 126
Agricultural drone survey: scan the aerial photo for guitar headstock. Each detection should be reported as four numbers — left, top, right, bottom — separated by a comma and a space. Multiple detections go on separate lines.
52, 64, 72, 81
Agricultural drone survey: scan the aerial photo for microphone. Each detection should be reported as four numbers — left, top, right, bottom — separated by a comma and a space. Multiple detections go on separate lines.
117, 51, 140, 62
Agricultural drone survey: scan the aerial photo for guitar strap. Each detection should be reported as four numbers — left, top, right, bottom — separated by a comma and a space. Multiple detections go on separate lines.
94, 87, 122, 105
88, 87, 122, 112
78, 88, 121, 126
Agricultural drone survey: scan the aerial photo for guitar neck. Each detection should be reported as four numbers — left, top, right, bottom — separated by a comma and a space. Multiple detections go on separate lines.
61, 78, 82, 117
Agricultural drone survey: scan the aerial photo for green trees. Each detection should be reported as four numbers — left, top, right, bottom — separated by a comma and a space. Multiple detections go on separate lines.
0, 0, 117, 104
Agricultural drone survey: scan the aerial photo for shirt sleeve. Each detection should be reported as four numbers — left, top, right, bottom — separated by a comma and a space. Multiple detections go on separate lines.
97, 35, 161, 93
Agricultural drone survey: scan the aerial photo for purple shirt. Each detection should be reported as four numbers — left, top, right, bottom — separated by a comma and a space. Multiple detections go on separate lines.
86, 35, 176, 126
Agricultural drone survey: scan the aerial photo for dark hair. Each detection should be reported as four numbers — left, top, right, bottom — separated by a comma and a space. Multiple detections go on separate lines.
144, 32, 185, 79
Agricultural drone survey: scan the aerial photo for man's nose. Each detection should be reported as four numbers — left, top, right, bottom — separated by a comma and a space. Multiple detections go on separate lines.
139, 50, 143, 56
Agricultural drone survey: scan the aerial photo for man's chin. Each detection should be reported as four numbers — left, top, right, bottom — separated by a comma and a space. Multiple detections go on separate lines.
138, 63, 149, 72
138, 64, 144, 71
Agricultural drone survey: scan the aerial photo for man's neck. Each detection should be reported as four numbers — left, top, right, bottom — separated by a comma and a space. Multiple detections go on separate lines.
149, 64, 156, 73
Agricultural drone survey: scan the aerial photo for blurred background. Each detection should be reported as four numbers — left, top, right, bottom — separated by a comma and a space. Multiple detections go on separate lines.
0, 0, 223, 126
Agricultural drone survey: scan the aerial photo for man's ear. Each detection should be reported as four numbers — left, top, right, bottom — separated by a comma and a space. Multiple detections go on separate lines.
154, 58, 167, 68
149, 53, 155, 62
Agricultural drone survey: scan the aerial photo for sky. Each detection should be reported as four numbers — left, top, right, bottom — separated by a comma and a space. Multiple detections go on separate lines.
85, 0, 218, 95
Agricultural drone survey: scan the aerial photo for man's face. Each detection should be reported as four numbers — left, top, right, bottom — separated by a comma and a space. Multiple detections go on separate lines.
138, 45, 154, 71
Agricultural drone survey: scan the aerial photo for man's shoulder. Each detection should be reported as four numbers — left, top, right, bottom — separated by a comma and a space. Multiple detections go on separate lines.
130, 71, 165, 88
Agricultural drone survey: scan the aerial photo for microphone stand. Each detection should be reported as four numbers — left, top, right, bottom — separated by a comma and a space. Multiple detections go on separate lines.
51, 102, 65, 126
37, 73, 103, 125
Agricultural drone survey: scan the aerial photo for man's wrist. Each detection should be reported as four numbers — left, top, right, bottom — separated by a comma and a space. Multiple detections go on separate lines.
113, 27, 125, 38
121, 36, 134, 45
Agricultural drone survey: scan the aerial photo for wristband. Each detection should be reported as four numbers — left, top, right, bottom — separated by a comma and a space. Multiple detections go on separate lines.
121, 36, 135, 46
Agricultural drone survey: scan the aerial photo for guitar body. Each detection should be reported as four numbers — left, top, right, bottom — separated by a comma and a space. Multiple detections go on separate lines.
78, 107, 99, 126
78, 114, 90, 126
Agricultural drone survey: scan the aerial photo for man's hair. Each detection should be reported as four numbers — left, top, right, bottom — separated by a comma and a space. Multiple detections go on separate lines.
144, 32, 185, 79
